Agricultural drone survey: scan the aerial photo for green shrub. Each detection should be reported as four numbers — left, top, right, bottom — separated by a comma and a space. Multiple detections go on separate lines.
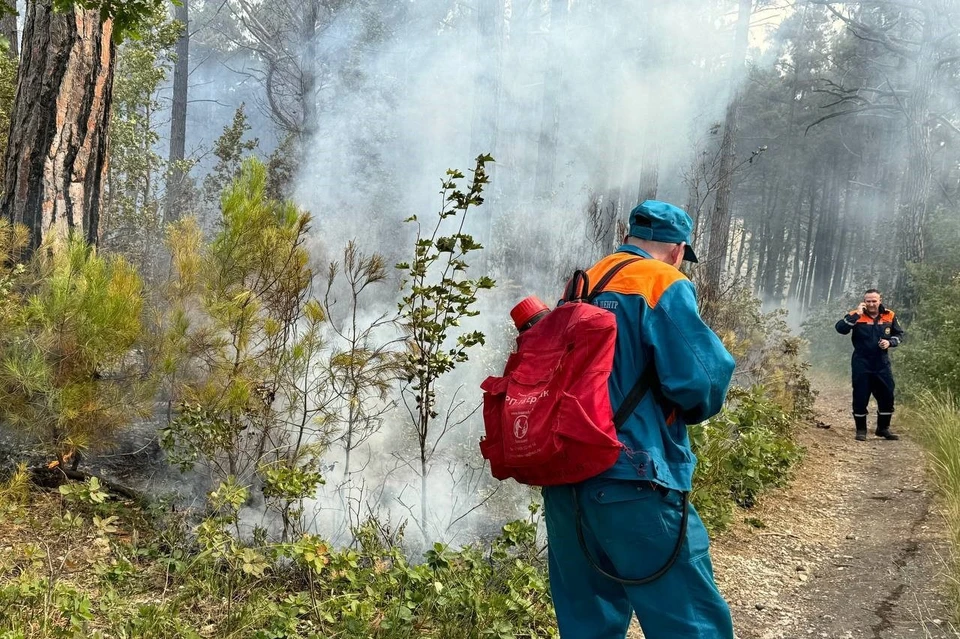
705, 283, 816, 419
691, 386, 803, 532
157, 158, 326, 540
0, 479, 554, 639
395, 154, 496, 538
898, 265, 960, 399
0, 225, 148, 468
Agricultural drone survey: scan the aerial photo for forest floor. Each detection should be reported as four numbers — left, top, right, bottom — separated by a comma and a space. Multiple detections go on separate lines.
633, 375, 958, 638
2, 374, 957, 638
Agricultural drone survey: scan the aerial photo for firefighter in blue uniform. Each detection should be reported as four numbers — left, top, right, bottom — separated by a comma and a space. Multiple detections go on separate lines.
835, 289, 904, 441
542, 201, 736, 639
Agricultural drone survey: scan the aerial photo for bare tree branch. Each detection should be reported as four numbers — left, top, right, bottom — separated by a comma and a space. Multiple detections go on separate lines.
805, 104, 900, 134
811, 1, 919, 60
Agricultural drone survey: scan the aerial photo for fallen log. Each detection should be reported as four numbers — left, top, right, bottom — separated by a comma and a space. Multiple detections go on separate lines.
28, 464, 144, 502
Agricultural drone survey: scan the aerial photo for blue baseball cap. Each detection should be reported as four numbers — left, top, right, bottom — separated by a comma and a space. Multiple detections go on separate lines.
627, 200, 698, 263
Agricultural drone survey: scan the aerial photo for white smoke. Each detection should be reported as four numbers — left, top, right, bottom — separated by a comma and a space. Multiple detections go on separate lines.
168, 0, 783, 549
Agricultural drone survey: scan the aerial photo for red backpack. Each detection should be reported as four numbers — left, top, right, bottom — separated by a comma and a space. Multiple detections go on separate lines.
479, 258, 652, 486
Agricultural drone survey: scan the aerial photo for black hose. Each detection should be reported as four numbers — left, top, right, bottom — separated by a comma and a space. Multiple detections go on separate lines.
573, 486, 689, 586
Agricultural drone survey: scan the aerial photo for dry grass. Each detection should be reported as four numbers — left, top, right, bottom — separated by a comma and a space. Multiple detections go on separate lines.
910, 391, 960, 620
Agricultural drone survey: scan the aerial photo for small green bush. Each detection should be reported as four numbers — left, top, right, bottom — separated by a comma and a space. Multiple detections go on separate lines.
691, 386, 803, 532
0, 225, 148, 468
898, 265, 960, 399
0, 490, 556, 639
156, 158, 326, 540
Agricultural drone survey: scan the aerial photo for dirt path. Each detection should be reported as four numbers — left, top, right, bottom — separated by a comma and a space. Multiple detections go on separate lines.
629, 376, 956, 638
711, 377, 957, 638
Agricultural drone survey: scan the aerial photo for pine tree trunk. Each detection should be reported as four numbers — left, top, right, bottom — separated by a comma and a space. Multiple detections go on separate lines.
534, 0, 566, 199
470, 0, 502, 159
0, 3, 17, 58
787, 178, 814, 301
1, 0, 115, 254
746, 229, 759, 293
300, 1, 319, 142
893, 5, 941, 304
164, 0, 189, 225
776, 202, 795, 298
798, 181, 819, 312
811, 170, 839, 304
702, 0, 752, 303
498, 0, 535, 201
760, 178, 786, 300
636, 140, 659, 202
733, 222, 748, 278
829, 165, 856, 301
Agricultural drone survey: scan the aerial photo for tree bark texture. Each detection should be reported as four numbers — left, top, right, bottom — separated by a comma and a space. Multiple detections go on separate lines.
1, 0, 115, 254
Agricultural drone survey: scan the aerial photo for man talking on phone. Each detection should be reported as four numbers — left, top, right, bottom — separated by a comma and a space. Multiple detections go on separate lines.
835, 289, 905, 441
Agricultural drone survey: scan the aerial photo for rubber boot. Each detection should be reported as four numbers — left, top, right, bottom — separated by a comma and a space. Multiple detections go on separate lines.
876, 413, 899, 440
854, 415, 867, 441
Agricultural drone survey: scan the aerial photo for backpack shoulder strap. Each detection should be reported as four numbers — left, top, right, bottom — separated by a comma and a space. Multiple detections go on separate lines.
587, 257, 642, 302
579, 255, 662, 429
563, 269, 591, 303
613, 362, 658, 429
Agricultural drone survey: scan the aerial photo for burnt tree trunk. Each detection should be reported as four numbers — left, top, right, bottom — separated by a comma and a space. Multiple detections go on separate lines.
1, 0, 115, 254
164, 0, 189, 225
702, 0, 752, 303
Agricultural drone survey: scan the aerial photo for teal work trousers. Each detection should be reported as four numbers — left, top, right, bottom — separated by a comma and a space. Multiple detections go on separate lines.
543, 478, 734, 639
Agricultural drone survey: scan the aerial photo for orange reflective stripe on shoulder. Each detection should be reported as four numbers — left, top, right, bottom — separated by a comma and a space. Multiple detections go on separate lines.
855, 310, 895, 324
586, 254, 686, 308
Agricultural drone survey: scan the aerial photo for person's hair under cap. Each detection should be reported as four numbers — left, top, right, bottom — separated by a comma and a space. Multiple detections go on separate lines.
628, 200, 699, 263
